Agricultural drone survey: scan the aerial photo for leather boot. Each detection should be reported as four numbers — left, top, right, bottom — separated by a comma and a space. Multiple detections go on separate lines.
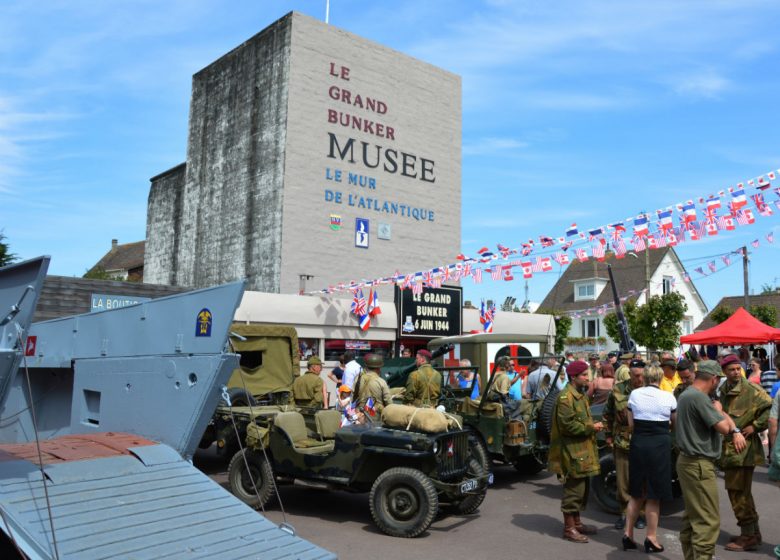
563, 513, 589, 543
573, 512, 597, 535
725, 534, 759, 552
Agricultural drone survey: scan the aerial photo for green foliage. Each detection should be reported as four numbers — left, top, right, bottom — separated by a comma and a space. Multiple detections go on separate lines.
631, 292, 688, 351
538, 309, 572, 354
603, 300, 638, 347
565, 336, 607, 347
761, 283, 776, 295
749, 304, 777, 327
83, 266, 124, 281
709, 305, 733, 325
0, 232, 18, 267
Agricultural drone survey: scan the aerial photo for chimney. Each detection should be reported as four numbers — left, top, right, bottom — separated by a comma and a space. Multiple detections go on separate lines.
111, 239, 118, 250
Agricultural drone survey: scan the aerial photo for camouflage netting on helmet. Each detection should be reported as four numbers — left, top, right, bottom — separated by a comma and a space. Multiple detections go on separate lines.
381, 403, 452, 433
246, 422, 270, 450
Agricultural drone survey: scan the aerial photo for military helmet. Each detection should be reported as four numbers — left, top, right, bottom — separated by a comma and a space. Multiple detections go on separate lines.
307, 356, 323, 367
364, 353, 384, 369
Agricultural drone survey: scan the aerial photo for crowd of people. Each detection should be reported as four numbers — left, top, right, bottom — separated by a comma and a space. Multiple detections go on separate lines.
551, 346, 778, 560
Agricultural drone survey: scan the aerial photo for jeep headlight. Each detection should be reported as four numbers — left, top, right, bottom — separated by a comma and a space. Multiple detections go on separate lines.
432, 441, 439, 453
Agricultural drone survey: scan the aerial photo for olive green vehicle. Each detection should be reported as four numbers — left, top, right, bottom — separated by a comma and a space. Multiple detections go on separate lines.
227, 409, 490, 538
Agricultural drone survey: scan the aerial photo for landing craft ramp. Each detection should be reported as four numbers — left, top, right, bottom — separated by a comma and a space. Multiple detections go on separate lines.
0, 257, 336, 560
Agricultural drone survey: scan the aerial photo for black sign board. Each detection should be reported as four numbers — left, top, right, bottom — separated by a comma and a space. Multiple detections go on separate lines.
395, 285, 462, 339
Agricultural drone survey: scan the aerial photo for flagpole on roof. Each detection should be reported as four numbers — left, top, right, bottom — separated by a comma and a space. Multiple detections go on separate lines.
742, 245, 749, 309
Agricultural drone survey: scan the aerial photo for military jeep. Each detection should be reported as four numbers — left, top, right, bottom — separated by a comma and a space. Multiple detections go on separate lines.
227, 408, 489, 538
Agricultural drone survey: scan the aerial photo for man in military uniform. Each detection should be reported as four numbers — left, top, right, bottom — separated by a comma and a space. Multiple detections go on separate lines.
587, 353, 601, 382
403, 349, 442, 407
603, 359, 646, 530
673, 359, 694, 400
549, 360, 604, 543
677, 360, 745, 560
292, 356, 327, 408
718, 354, 772, 552
615, 352, 633, 382
355, 353, 392, 417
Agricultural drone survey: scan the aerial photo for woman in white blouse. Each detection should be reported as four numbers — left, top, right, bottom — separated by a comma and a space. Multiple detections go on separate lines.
622, 364, 677, 553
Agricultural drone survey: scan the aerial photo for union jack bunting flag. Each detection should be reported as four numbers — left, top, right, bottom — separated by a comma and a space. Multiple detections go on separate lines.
539, 236, 556, 247
722, 255, 731, 266
708, 261, 717, 273
767, 232, 775, 244
683, 272, 691, 283
694, 266, 707, 276
751, 239, 760, 248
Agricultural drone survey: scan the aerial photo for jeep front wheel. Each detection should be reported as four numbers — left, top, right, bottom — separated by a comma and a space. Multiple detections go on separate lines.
452, 457, 487, 515
228, 449, 275, 509
369, 467, 439, 538
591, 452, 619, 514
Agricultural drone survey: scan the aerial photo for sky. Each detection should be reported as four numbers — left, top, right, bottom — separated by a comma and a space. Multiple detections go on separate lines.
2, 0, 780, 313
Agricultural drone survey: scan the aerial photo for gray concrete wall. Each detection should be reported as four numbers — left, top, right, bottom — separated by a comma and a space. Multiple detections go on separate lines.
145, 164, 186, 285
172, 14, 294, 291
280, 13, 462, 295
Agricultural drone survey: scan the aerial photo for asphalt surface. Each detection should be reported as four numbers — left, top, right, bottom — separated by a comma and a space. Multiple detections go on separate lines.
196, 447, 780, 560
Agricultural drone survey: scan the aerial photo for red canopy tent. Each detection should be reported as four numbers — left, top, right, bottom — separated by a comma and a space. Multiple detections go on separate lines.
680, 307, 780, 345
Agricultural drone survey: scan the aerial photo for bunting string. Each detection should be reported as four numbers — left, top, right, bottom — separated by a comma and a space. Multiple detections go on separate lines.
311, 167, 780, 295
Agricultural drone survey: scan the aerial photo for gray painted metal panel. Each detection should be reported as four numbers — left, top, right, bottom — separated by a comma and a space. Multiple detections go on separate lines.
0, 257, 49, 407
0, 446, 336, 560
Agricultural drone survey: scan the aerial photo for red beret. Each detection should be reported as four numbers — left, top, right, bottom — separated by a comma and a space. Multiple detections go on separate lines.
719, 354, 740, 368
416, 349, 432, 360
566, 360, 588, 377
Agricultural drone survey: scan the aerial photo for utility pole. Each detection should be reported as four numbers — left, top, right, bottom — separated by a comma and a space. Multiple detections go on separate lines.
742, 246, 749, 309
645, 247, 651, 300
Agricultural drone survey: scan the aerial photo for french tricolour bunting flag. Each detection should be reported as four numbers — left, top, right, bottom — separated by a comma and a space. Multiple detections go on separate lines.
682, 201, 697, 223
368, 289, 382, 317
480, 299, 494, 333
730, 187, 747, 210
633, 214, 649, 237
706, 196, 721, 212
657, 209, 673, 231
566, 223, 579, 237
575, 248, 589, 263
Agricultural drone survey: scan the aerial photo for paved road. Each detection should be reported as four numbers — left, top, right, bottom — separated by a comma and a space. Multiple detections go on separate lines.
195, 448, 779, 560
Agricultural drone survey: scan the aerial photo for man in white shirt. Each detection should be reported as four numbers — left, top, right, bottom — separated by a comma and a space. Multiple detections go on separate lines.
525, 354, 565, 400
341, 351, 362, 390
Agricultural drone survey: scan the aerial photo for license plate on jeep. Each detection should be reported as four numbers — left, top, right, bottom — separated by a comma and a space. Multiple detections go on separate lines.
459, 478, 479, 493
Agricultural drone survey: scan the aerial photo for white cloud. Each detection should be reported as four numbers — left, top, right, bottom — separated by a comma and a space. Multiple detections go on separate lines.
672, 71, 731, 98
463, 137, 529, 156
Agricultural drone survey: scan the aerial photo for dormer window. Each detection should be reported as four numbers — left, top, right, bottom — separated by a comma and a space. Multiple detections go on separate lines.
572, 277, 607, 302
577, 283, 595, 299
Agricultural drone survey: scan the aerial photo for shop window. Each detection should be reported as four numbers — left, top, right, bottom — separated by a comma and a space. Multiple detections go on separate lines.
299, 338, 320, 361
324, 339, 392, 361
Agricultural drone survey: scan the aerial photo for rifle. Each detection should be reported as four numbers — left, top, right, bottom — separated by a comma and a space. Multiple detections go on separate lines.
607, 264, 636, 354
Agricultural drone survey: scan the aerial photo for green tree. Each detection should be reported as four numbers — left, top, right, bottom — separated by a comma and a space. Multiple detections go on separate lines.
538, 309, 572, 354
603, 300, 638, 347
83, 266, 124, 281
0, 232, 18, 267
761, 283, 776, 295
709, 305, 733, 325
631, 293, 688, 351
749, 304, 777, 327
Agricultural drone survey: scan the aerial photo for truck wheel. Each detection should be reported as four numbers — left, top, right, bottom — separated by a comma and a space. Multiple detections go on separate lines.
591, 452, 620, 514
536, 387, 560, 444
223, 388, 257, 408
370, 467, 439, 538
468, 432, 490, 472
513, 454, 545, 475
228, 449, 274, 509
452, 458, 487, 515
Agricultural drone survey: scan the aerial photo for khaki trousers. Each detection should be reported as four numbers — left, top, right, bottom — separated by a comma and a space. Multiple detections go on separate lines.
561, 475, 590, 514
614, 447, 630, 514
677, 455, 719, 560
724, 466, 759, 535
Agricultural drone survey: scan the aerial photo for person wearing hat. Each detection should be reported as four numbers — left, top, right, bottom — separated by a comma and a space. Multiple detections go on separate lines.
615, 352, 633, 383
717, 353, 772, 552
603, 358, 646, 530
659, 358, 682, 393
355, 353, 391, 416
673, 359, 694, 400
403, 349, 442, 407
676, 360, 745, 560
586, 353, 601, 382
548, 360, 604, 543
292, 356, 327, 408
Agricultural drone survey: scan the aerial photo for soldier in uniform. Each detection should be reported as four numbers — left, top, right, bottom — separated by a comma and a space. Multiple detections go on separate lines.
718, 353, 772, 552
355, 353, 392, 416
549, 360, 604, 543
676, 360, 745, 560
403, 349, 442, 407
587, 353, 601, 382
603, 359, 646, 530
292, 356, 327, 408
673, 359, 694, 400
615, 352, 633, 383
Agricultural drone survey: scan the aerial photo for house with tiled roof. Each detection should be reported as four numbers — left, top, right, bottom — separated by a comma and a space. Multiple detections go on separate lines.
89, 239, 145, 281
695, 293, 780, 331
539, 247, 708, 351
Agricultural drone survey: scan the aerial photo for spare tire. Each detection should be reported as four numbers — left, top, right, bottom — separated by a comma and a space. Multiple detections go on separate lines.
222, 387, 257, 408
536, 386, 560, 444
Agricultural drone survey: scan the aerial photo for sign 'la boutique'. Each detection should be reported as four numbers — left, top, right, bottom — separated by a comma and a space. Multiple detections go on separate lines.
396, 285, 462, 339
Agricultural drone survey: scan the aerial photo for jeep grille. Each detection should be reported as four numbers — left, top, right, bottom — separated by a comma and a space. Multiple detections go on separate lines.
435, 432, 469, 480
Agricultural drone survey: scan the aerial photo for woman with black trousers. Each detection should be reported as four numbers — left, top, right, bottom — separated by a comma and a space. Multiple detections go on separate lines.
622, 364, 677, 553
